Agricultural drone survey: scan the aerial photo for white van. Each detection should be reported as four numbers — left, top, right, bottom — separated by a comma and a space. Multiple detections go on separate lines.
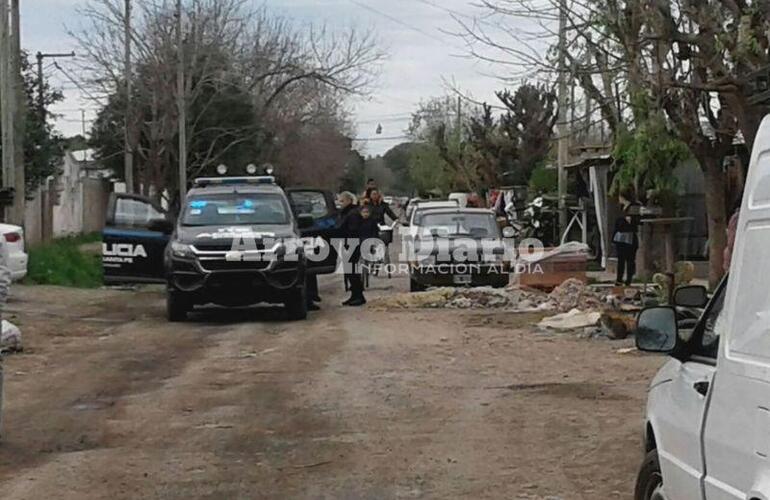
634, 116, 770, 500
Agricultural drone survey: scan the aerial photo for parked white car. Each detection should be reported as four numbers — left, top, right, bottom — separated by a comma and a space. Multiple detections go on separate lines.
405, 200, 460, 239
0, 223, 28, 281
633, 115, 770, 500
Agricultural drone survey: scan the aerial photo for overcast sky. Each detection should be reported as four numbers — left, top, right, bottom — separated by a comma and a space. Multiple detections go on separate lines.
21, 0, 514, 157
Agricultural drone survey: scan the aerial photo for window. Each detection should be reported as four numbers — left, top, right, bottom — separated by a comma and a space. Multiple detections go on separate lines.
689, 278, 727, 360
181, 194, 290, 226
419, 213, 498, 238
289, 191, 330, 219
114, 198, 165, 228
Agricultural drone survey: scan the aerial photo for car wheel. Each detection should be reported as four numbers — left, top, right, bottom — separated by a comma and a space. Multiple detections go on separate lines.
167, 291, 190, 322
634, 449, 666, 500
409, 277, 425, 293
285, 282, 308, 321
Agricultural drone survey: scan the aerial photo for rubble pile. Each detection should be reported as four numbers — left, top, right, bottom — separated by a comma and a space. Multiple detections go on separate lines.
369, 286, 553, 311
548, 278, 605, 312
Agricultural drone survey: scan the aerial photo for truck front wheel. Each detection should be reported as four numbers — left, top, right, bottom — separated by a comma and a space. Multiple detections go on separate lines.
634, 449, 665, 500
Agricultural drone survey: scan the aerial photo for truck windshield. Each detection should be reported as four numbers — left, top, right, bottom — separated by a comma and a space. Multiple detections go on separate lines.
181, 194, 290, 226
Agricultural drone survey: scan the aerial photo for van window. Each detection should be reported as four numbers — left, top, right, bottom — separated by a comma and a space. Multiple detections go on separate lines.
697, 283, 726, 359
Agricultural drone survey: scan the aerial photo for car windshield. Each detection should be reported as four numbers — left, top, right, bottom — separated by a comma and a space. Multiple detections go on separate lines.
181, 194, 290, 226
419, 212, 498, 238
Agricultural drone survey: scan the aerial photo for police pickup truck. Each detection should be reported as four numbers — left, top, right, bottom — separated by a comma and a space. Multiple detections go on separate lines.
102, 177, 338, 322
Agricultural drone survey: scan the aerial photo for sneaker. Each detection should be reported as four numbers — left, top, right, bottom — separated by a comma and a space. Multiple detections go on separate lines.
342, 297, 354, 306
307, 303, 321, 312
345, 298, 366, 307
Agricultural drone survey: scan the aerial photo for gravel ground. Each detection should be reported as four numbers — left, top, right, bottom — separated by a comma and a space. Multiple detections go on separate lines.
0, 276, 664, 499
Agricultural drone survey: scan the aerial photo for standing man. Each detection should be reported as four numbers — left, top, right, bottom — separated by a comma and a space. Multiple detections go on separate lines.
613, 190, 641, 286
337, 192, 366, 306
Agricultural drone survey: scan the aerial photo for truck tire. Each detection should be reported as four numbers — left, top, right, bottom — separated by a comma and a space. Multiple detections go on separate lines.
285, 282, 308, 321
634, 449, 665, 500
167, 291, 190, 322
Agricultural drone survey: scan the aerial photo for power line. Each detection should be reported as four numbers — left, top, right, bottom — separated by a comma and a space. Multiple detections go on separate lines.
347, 0, 466, 51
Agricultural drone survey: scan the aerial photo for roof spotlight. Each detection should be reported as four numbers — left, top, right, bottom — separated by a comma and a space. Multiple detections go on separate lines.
246, 163, 258, 175
216, 164, 228, 175
264, 163, 275, 176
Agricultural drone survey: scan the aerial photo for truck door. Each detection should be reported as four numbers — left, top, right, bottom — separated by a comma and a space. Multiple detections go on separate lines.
286, 189, 338, 275
651, 283, 724, 500
102, 193, 171, 284
701, 115, 770, 500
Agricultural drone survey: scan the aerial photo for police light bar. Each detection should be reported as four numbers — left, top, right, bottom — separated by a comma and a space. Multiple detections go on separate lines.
194, 176, 276, 187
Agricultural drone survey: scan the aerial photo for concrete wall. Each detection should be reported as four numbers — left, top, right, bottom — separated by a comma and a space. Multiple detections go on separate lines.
81, 178, 110, 233
23, 151, 112, 247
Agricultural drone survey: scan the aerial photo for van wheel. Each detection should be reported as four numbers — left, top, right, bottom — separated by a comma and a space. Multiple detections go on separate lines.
634, 449, 665, 500
285, 282, 308, 321
167, 291, 190, 322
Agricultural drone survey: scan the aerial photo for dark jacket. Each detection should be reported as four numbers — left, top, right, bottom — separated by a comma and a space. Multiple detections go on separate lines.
613, 202, 641, 248
359, 216, 380, 241
370, 201, 397, 225
337, 204, 363, 239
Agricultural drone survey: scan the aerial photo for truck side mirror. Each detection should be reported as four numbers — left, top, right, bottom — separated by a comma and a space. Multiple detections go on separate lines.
674, 285, 709, 308
636, 307, 679, 353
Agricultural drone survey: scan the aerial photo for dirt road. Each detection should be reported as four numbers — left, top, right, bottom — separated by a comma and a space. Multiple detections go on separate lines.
0, 277, 663, 499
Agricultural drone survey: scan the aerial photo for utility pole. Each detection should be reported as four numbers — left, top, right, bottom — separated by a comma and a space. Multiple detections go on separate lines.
9, 0, 23, 226
556, 0, 569, 235
36, 51, 75, 120
0, 0, 15, 224
176, 0, 187, 203
124, 0, 133, 193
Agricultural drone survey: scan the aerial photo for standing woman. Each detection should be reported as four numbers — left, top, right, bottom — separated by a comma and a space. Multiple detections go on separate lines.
613, 190, 641, 286
336, 192, 366, 306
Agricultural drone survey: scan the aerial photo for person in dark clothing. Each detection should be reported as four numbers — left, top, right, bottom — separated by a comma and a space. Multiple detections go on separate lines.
368, 189, 398, 225
613, 191, 641, 286
306, 274, 321, 311
337, 192, 366, 306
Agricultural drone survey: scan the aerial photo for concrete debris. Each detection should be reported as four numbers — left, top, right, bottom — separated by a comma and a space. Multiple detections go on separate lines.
537, 309, 602, 331
369, 286, 553, 312
548, 278, 605, 313
1, 319, 22, 352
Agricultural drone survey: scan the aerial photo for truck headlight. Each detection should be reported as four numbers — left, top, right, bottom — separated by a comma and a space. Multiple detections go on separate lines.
171, 241, 194, 258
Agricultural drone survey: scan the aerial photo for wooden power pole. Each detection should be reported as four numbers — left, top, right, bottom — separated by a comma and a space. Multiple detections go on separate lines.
124, 0, 134, 193
176, 0, 187, 203
556, 0, 569, 234
0, 0, 15, 224
9, 0, 23, 226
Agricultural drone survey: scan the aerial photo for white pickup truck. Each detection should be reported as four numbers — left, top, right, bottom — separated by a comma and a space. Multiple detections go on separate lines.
634, 116, 770, 500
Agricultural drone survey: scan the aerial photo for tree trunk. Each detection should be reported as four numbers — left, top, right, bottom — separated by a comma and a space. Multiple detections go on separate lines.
703, 157, 728, 289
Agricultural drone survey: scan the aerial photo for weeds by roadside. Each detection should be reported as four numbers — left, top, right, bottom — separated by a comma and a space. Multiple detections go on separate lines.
25, 234, 102, 288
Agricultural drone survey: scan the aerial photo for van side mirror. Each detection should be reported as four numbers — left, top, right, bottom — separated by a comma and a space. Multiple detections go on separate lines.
296, 214, 314, 230
636, 307, 679, 353
148, 218, 174, 235
674, 285, 709, 308
502, 226, 515, 239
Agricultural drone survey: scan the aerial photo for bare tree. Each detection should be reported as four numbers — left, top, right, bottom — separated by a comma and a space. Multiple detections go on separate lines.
71, 0, 384, 197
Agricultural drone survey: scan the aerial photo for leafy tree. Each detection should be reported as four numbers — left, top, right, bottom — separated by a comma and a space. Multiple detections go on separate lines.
612, 113, 690, 214
408, 143, 453, 195
497, 84, 557, 184
0, 53, 64, 194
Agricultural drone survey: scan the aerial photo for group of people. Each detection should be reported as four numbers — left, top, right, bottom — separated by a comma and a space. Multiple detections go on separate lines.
306, 179, 398, 311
